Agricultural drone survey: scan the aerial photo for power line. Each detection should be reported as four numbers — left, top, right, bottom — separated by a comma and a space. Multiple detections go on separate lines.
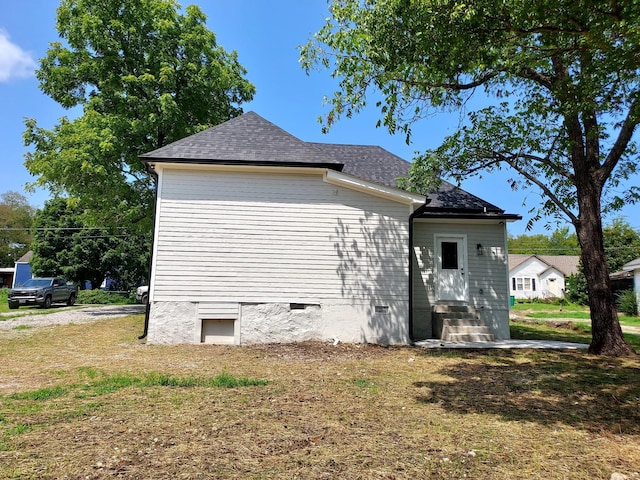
0, 226, 137, 232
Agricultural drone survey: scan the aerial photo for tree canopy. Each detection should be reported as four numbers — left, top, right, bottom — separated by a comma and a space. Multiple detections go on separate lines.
0, 191, 36, 267
24, 0, 255, 230
508, 226, 579, 256
31, 198, 149, 290
302, 0, 640, 355
603, 218, 640, 273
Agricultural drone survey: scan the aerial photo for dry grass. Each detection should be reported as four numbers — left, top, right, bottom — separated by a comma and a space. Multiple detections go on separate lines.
1, 315, 639, 479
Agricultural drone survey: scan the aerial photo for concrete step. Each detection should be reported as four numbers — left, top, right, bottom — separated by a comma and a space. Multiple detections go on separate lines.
432, 305, 496, 342
432, 305, 477, 314
443, 332, 496, 342
432, 312, 480, 320
434, 314, 482, 324
442, 325, 493, 335
433, 310, 482, 338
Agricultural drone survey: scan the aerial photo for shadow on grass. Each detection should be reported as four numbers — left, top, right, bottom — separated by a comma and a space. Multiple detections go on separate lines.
413, 349, 640, 435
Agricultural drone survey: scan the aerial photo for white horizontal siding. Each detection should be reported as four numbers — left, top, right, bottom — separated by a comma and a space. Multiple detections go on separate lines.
198, 303, 239, 319
510, 258, 546, 299
152, 169, 410, 304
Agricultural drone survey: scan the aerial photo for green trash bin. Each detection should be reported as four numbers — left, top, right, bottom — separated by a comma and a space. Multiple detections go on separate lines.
509, 295, 515, 306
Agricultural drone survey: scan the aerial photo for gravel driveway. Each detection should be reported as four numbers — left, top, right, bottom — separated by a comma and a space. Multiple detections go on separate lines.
0, 304, 146, 331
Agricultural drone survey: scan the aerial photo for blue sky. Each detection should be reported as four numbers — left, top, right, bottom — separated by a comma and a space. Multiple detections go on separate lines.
1, 0, 638, 236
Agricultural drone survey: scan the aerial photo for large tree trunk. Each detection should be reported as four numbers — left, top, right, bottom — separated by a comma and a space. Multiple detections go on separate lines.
575, 190, 636, 357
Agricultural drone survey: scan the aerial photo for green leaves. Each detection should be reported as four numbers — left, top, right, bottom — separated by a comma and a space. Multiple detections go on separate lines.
26, 0, 255, 232
30, 197, 151, 290
0, 192, 35, 268
302, 0, 640, 224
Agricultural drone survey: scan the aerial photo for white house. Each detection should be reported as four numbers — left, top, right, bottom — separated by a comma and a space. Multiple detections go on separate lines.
140, 112, 520, 345
622, 258, 640, 312
508, 254, 580, 300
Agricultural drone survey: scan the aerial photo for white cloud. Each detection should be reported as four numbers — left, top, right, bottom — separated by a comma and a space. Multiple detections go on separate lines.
0, 29, 37, 82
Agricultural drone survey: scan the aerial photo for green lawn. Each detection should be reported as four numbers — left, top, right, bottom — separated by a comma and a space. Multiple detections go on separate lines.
0, 289, 9, 313
511, 301, 640, 350
511, 302, 588, 314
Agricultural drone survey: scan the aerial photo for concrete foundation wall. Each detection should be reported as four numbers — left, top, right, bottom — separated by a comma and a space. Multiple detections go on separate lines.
147, 300, 410, 345
240, 303, 323, 344
147, 301, 198, 344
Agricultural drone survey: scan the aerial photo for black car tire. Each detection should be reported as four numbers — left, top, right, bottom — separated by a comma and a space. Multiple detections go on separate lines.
8, 302, 18, 310
67, 293, 76, 306
142, 293, 148, 305
42, 296, 52, 309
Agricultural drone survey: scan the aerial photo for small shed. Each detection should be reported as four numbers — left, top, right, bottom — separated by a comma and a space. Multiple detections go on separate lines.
0, 267, 14, 288
12, 251, 33, 288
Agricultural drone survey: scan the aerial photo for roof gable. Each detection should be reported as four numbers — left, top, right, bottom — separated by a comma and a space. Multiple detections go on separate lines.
15, 251, 33, 264
309, 142, 502, 211
141, 112, 342, 168
308, 142, 408, 188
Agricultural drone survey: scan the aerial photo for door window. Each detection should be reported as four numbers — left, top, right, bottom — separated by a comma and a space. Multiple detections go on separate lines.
441, 241, 458, 269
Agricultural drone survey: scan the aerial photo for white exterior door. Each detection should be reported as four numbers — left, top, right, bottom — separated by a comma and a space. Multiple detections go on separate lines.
435, 235, 468, 302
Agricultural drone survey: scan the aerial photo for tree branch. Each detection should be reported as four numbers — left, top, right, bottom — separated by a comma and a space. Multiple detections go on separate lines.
391, 71, 500, 91
600, 93, 640, 183
516, 67, 553, 89
472, 147, 578, 224
518, 151, 574, 181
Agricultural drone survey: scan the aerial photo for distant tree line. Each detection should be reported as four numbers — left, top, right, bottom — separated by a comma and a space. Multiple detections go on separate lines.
0, 192, 150, 290
0, 192, 35, 268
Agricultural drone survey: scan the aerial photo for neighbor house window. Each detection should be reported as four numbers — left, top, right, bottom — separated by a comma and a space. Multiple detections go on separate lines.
512, 277, 536, 291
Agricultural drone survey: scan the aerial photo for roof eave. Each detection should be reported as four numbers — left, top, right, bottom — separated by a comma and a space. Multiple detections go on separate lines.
141, 157, 345, 171
324, 169, 426, 205
622, 259, 640, 271
416, 211, 522, 221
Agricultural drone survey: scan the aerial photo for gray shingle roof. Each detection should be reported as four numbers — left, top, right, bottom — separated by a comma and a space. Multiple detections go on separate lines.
308, 142, 409, 187
141, 112, 342, 167
309, 142, 504, 212
15, 251, 33, 264
141, 111, 509, 213
425, 179, 504, 212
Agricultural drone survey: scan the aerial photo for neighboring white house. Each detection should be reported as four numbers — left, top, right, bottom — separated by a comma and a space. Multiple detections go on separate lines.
12, 251, 33, 288
140, 112, 520, 345
622, 258, 640, 313
508, 254, 580, 300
